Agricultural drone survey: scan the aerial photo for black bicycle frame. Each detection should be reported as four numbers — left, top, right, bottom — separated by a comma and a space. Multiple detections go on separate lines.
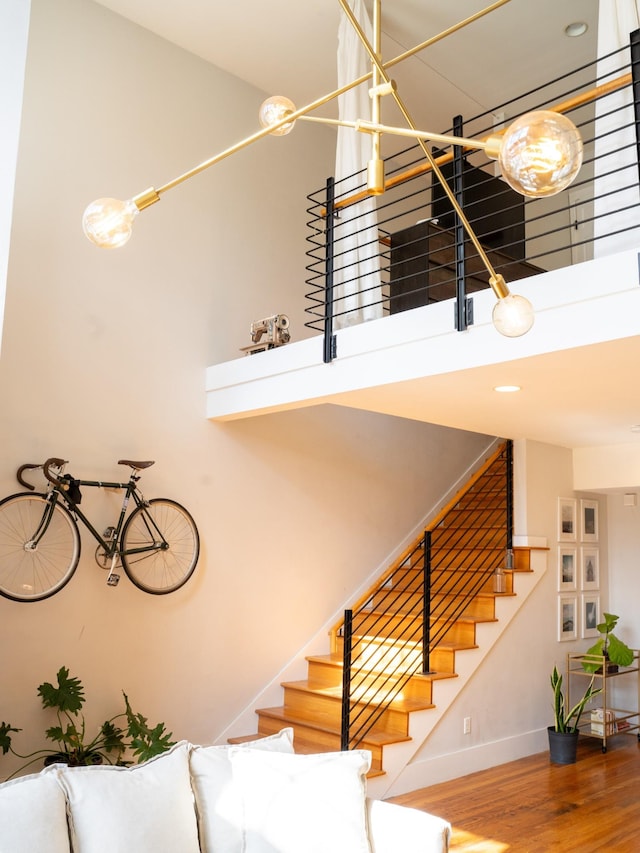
46, 475, 167, 559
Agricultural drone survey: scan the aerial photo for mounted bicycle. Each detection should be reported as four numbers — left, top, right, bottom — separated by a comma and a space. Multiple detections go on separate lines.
0, 457, 199, 602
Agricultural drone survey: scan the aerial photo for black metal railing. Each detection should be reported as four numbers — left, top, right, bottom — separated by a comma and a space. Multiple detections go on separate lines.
306, 33, 640, 359
338, 441, 512, 751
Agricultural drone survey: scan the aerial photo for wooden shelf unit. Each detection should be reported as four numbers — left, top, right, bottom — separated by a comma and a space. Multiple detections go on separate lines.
567, 651, 640, 752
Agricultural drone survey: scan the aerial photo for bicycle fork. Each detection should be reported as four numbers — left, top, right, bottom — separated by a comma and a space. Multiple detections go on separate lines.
24, 496, 58, 550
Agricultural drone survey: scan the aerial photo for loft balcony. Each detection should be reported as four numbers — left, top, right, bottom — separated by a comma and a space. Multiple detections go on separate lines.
206, 32, 640, 483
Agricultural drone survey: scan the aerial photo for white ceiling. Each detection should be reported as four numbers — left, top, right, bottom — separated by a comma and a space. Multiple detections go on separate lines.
92, 0, 640, 454
94, 0, 600, 133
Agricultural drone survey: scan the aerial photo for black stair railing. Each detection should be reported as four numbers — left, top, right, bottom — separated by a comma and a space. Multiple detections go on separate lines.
306, 32, 640, 355
339, 440, 513, 751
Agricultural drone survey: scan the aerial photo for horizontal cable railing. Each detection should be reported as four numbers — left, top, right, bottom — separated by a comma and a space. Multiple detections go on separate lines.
305, 34, 640, 344
338, 442, 512, 751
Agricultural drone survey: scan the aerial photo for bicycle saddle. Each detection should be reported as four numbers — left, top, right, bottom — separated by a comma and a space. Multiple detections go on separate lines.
118, 459, 155, 470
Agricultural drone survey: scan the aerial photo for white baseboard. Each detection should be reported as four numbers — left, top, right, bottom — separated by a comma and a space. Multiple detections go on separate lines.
381, 728, 548, 798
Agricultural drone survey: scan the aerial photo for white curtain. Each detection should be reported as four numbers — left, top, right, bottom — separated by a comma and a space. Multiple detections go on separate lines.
333, 0, 382, 328
593, 0, 640, 255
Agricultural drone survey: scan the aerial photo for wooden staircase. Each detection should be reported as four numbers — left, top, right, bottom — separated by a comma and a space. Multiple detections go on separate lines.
232, 443, 533, 781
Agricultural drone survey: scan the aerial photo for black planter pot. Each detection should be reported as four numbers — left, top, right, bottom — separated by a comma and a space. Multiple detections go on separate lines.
548, 726, 579, 765
43, 752, 104, 768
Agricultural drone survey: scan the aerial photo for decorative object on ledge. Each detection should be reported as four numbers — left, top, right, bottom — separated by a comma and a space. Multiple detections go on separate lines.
241, 314, 291, 355
82, 0, 583, 337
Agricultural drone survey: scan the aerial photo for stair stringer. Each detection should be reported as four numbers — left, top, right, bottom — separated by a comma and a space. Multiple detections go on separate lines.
364, 542, 548, 800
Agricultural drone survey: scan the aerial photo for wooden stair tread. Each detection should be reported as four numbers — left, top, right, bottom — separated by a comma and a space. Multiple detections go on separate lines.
356, 611, 498, 625
255, 706, 414, 747
280, 679, 436, 712
306, 653, 458, 681
435, 641, 478, 652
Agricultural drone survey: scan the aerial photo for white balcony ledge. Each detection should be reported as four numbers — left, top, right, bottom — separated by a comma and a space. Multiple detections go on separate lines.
206, 249, 640, 463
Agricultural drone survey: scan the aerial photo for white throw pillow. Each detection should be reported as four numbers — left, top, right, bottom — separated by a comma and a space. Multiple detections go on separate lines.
0, 767, 70, 853
189, 728, 294, 853
229, 747, 372, 853
57, 741, 199, 853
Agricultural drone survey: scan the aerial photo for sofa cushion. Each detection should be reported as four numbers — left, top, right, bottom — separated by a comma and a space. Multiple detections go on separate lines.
0, 766, 70, 853
229, 747, 372, 853
57, 741, 199, 853
189, 727, 294, 853
366, 798, 452, 853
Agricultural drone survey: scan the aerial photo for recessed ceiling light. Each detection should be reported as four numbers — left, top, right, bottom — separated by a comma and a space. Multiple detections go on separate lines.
565, 21, 588, 38
494, 385, 521, 393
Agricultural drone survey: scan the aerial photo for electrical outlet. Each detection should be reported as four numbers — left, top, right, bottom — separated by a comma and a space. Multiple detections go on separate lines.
463, 716, 471, 735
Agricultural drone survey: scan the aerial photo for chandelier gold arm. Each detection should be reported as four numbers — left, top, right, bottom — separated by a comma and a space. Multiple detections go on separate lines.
337, 0, 505, 295
367, 0, 385, 194
136, 0, 513, 205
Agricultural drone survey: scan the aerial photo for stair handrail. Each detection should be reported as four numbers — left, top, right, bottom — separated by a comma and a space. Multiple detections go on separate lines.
340, 440, 513, 751
330, 441, 509, 649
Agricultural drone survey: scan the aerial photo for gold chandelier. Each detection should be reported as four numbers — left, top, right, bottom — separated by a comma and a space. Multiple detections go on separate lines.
82, 0, 583, 337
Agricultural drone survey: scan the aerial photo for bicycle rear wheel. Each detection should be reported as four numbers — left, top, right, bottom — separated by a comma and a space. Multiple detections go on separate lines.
120, 498, 199, 594
0, 492, 81, 602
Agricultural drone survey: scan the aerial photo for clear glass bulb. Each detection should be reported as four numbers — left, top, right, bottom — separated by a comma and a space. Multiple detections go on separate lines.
258, 95, 297, 136
498, 110, 583, 197
492, 293, 535, 337
82, 197, 138, 249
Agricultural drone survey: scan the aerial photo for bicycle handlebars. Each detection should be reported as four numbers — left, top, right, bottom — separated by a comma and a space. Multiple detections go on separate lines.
16, 463, 40, 490
43, 458, 67, 487
16, 458, 68, 490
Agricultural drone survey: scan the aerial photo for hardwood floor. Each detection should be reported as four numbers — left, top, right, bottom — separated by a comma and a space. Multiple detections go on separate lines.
389, 736, 640, 852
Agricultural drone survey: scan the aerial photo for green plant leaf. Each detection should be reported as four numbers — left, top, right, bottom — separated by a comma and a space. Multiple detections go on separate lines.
123, 693, 175, 762
0, 722, 21, 755
582, 638, 605, 672
46, 722, 81, 750
564, 676, 602, 731
2, 670, 174, 779
100, 720, 125, 755
608, 633, 635, 667
598, 612, 619, 634
551, 666, 566, 731
550, 667, 602, 732
38, 667, 85, 713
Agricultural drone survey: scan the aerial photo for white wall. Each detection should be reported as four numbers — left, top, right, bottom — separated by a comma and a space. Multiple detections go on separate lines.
0, 0, 495, 779
606, 492, 640, 710
0, 0, 30, 353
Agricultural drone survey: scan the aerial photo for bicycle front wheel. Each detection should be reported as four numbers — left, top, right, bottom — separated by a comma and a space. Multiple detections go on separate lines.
120, 498, 199, 594
0, 492, 81, 602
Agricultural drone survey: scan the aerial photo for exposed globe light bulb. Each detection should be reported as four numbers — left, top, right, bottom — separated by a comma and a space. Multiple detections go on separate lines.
82, 197, 138, 249
259, 95, 297, 136
498, 110, 583, 197
492, 293, 534, 337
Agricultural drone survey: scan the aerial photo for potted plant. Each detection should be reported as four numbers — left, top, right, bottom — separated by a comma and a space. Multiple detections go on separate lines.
0, 666, 174, 781
582, 612, 634, 673
548, 665, 602, 764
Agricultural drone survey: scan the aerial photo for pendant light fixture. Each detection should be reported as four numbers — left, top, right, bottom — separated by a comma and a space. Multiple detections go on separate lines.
82, 0, 583, 338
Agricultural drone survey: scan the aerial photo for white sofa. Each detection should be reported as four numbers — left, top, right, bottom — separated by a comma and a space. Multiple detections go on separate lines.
0, 729, 451, 853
